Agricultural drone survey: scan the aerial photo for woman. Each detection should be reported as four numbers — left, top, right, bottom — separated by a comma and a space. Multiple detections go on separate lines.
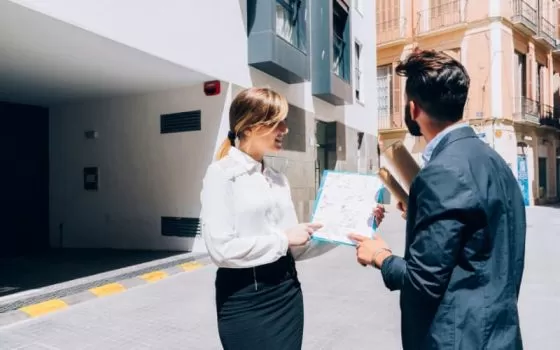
200, 87, 334, 349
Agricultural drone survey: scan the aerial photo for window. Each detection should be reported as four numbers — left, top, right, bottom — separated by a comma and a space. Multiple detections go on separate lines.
354, 41, 363, 102
537, 63, 544, 105
332, 0, 350, 82
377, 64, 393, 128
513, 51, 527, 115
276, 0, 307, 52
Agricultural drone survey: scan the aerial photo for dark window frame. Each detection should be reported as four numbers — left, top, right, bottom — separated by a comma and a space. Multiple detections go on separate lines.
332, 0, 351, 82
275, 0, 307, 53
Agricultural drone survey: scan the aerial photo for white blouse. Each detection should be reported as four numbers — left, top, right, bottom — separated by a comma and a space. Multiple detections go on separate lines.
200, 147, 335, 268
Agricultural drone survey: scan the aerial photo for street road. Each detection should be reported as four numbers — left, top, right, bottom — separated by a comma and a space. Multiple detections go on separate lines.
0, 207, 558, 349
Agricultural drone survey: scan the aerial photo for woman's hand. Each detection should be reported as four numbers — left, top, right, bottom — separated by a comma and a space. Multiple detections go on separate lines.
285, 223, 323, 247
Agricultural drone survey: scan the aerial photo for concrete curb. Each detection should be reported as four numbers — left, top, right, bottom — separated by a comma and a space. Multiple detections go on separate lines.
0, 253, 212, 327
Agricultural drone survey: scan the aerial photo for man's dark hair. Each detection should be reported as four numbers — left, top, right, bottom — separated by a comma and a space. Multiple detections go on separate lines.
396, 48, 470, 123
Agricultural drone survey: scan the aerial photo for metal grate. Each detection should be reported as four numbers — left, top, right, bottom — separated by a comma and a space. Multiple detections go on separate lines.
160, 110, 201, 134
161, 217, 200, 237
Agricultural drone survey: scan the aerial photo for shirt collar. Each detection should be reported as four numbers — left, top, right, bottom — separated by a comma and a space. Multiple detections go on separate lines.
228, 146, 265, 173
422, 122, 471, 164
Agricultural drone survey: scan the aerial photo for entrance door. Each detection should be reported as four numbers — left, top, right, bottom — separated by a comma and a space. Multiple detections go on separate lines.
517, 155, 530, 206
315, 121, 337, 191
0, 102, 49, 259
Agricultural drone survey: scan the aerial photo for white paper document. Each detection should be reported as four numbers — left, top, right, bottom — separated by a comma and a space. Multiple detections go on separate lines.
311, 171, 384, 246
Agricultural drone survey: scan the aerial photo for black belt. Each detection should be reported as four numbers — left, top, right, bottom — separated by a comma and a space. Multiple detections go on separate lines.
215, 252, 298, 292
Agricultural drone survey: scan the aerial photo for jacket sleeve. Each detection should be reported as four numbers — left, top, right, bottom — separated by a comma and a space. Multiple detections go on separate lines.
380, 163, 484, 301
200, 163, 289, 268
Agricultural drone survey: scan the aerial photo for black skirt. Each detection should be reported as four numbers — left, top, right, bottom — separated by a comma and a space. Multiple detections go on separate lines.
215, 253, 304, 350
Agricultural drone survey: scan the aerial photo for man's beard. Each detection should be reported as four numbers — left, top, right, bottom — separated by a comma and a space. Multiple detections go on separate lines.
404, 103, 422, 137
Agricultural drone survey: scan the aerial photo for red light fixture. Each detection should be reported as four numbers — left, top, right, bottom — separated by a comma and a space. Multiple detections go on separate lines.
204, 80, 221, 96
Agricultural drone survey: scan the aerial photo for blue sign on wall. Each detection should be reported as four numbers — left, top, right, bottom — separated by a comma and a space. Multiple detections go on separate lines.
517, 155, 530, 206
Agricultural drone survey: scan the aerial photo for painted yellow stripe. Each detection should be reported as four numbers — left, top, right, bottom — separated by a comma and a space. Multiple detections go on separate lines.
89, 283, 126, 297
180, 261, 204, 271
140, 270, 168, 283
20, 299, 68, 317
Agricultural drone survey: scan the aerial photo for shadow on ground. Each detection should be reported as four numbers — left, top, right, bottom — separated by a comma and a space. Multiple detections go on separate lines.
0, 249, 184, 297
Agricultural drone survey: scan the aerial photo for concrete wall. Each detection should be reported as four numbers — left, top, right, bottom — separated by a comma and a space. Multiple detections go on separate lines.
49, 83, 233, 250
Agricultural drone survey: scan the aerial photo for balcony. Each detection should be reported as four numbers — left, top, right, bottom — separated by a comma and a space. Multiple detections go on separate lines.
377, 17, 407, 47
311, 0, 353, 105
378, 105, 403, 131
513, 97, 541, 124
540, 104, 560, 129
535, 17, 556, 47
247, 0, 310, 84
510, 0, 538, 34
417, 0, 466, 35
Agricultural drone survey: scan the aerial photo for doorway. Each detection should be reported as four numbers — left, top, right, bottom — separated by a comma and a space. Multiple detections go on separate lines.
315, 121, 337, 191
0, 102, 49, 259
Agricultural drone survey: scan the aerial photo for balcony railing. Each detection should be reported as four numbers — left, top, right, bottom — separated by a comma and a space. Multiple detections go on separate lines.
417, 0, 465, 34
377, 17, 406, 45
537, 17, 556, 47
513, 96, 541, 124
510, 0, 538, 33
540, 104, 560, 129
378, 105, 403, 130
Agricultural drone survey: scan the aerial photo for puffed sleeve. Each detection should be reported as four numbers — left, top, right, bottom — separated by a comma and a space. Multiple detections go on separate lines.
200, 163, 289, 268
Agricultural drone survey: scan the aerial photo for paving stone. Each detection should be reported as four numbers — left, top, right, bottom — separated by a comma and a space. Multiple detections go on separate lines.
0, 207, 557, 349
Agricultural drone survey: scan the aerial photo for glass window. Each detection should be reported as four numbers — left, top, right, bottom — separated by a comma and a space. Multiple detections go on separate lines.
333, 0, 350, 82
354, 41, 363, 101
276, 0, 307, 52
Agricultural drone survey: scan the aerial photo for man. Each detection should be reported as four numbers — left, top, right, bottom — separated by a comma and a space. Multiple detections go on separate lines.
350, 49, 526, 349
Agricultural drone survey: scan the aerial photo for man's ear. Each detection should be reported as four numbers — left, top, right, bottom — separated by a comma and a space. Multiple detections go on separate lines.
410, 101, 420, 121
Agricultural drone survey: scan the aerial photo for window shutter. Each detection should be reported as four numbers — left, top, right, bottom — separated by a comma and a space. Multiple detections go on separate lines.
392, 61, 402, 128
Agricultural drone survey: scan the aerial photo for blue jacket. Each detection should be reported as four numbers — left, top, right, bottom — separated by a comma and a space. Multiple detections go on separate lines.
381, 126, 526, 349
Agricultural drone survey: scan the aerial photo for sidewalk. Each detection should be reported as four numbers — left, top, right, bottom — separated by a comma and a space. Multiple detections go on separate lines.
0, 237, 210, 325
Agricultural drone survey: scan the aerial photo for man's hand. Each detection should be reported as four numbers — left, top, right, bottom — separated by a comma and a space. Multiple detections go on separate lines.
373, 204, 386, 226
396, 201, 407, 220
348, 233, 392, 268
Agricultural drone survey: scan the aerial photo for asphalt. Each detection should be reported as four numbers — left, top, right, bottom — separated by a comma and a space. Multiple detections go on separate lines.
0, 206, 558, 349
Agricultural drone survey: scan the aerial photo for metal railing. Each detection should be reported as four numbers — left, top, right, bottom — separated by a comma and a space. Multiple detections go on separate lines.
417, 0, 465, 34
376, 17, 407, 44
539, 17, 556, 47
510, 0, 538, 33
540, 104, 560, 129
378, 105, 403, 130
513, 96, 541, 124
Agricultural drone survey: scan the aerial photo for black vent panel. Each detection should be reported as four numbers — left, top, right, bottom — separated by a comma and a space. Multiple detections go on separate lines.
160, 110, 201, 134
161, 217, 200, 237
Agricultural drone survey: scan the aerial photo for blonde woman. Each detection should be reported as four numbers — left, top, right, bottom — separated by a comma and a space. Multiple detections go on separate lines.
200, 87, 334, 349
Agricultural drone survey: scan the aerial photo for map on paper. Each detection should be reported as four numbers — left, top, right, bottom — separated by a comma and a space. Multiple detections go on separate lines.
311, 170, 385, 246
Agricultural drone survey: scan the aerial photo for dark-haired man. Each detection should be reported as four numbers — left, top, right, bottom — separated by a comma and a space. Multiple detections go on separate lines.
349, 49, 526, 349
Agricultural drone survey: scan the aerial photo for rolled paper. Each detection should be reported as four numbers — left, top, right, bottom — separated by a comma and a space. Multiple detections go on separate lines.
378, 167, 409, 209
382, 141, 420, 193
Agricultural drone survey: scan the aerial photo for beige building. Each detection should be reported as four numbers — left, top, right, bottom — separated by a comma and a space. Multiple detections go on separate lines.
377, 0, 560, 205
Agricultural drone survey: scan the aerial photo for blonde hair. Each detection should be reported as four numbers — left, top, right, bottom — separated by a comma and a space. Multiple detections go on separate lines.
216, 87, 289, 160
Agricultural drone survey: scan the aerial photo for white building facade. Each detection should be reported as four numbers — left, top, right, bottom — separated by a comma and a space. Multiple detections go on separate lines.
0, 0, 377, 255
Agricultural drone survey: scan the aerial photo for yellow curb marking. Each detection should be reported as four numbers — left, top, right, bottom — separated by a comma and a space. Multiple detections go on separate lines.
89, 283, 126, 297
20, 299, 68, 317
140, 270, 168, 283
180, 261, 204, 271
